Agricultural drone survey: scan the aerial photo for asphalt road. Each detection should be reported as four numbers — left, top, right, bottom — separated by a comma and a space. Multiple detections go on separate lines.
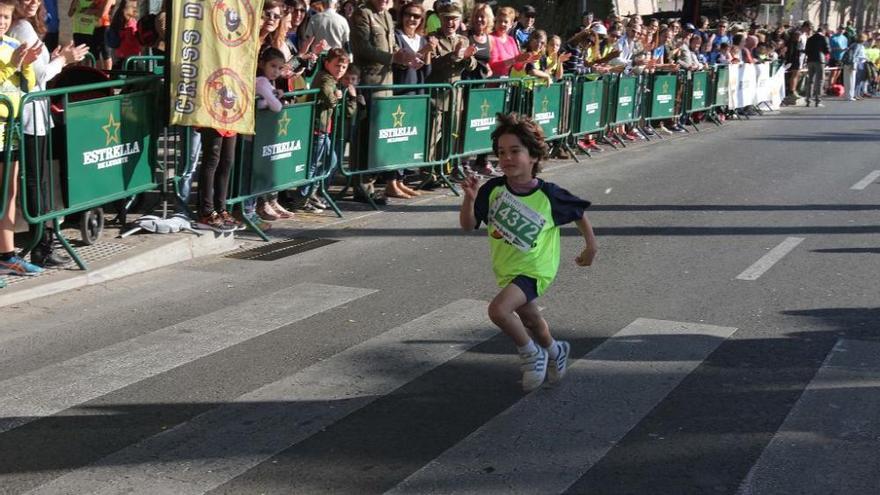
2, 98, 879, 495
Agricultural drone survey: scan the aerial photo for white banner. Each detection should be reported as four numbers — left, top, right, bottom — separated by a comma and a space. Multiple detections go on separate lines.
740, 64, 757, 107
768, 65, 787, 110
727, 64, 740, 108
755, 62, 772, 104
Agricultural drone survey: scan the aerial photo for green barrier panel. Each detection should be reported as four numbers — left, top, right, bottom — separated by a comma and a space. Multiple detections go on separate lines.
460, 87, 507, 155
714, 65, 729, 108
225, 88, 345, 238
688, 71, 711, 112
612, 75, 638, 125
247, 103, 314, 194
648, 74, 677, 120
16, 76, 162, 269
531, 82, 565, 140
573, 78, 606, 135
368, 94, 431, 170
64, 91, 156, 208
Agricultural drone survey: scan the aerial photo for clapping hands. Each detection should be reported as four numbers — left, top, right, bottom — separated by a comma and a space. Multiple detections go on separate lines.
12, 41, 44, 68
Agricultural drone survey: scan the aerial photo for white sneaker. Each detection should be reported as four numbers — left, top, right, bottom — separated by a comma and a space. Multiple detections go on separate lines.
520, 348, 548, 392
547, 341, 571, 384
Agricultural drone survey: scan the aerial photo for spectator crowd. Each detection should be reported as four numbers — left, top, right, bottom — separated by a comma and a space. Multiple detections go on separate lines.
2, 0, 880, 287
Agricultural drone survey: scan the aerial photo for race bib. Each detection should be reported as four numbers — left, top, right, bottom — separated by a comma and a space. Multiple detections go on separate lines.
489, 190, 546, 252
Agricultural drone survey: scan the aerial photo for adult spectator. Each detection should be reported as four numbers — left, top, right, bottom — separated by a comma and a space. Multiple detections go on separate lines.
488, 6, 524, 78
803, 21, 829, 107
303, 0, 349, 52
462, 2, 496, 176
425, 2, 476, 159
11, 0, 88, 267
340, 0, 355, 21
612, 20, 640, 67
350, 0, 417, 201
829, 26, 848, 85
387, 1, 431, 198
843, 33, 868, 100
784, 25, 806, 100
707, 18, 731, 53
463, 2, 492, 80
509, 4, 535, 49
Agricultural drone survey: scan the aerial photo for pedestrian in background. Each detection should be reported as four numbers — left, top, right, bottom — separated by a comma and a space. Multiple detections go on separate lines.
803, 21, 829, 107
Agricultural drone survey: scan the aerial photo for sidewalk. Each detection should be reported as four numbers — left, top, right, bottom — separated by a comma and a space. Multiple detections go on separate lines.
0, 118, 727, 308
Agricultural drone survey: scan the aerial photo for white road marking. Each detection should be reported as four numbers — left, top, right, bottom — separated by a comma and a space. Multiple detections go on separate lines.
0, 283, 376, 434
738, 339, 880, 495
387, 318, 737, 495
26, 300, 496, 495
736, 237, 804, 281
850, 170, 880, 190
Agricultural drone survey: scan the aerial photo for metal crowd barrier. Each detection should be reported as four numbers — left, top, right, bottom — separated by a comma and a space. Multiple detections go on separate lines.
449, 78, 517, 168
16, 75, 163, 269
225, 88, 343, 241
337, 83, 456, 208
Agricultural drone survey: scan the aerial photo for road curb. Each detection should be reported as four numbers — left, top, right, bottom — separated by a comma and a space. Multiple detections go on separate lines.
0, 232, 238, 308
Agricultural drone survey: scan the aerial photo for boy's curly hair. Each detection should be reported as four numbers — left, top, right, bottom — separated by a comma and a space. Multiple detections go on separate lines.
490, 112, 549, 177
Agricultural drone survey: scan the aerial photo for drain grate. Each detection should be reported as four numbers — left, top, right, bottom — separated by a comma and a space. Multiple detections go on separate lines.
226, 237, 339, 261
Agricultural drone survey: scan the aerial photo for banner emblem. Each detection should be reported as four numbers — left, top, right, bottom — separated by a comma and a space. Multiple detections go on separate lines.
212, 0, 256, 47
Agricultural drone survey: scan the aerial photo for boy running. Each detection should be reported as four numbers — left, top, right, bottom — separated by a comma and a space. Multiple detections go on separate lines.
459, 112, 598, 391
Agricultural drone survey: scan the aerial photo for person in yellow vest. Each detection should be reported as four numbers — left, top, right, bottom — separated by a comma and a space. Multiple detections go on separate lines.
0, 0, 44, 284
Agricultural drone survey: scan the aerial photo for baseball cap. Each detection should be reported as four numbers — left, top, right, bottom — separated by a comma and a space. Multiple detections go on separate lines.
592, 23, 607, 36
521, 4, 536, 17
685, 22, 696, 31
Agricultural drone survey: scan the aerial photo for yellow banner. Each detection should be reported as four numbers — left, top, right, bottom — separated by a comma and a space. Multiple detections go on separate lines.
169, 0, 265, 134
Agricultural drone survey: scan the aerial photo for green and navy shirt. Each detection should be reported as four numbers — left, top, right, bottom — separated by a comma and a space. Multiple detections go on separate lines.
473, 177, 590, 296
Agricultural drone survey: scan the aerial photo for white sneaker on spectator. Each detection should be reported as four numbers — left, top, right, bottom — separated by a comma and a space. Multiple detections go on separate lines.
658, 124, 673, 135
520, 347, 548, 392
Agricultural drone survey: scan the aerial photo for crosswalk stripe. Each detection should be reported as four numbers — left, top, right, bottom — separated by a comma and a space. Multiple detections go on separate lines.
387, 318, 738, 495
0, 283, 376, 434
737, 339, 880, 495
26, 299, 495, 495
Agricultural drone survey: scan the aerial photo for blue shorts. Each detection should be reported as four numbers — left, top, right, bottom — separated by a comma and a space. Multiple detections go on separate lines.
511, 275, 539, 304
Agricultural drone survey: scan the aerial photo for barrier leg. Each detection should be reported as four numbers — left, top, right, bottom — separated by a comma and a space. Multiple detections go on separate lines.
320, 184, 343, 218
241, 210, 271, 242
355, 182, 380, 210
20, 222, 44, 258
438, 164, 460, 196
54, 226, 87, 270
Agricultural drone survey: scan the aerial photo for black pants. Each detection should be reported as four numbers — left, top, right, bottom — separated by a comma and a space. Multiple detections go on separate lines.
197, 129, 236, 216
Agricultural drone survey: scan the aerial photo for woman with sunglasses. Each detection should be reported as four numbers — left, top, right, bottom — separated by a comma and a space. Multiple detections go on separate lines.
384, 1, 432, 199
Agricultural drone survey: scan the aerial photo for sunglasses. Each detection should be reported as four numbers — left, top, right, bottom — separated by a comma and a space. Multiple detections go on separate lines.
291, 7, 306, 12
403, 11, 422, 19
264, 11, 283, 19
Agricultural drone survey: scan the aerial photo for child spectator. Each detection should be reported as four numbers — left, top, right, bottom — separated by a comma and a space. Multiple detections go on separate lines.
542, 34, 571, 81
106, 0, 140, 67
0, 0, 44, 282
240, 47, 288, 230
510, 29, 552, 87
291, 47, 349, 212
459, 113, 598, 391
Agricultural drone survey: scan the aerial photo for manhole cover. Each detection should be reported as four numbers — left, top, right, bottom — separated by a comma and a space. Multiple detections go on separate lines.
226, 238, 339, 261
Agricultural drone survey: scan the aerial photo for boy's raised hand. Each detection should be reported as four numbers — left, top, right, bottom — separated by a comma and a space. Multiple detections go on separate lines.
460, 173, 480, 200
575, 244, 598, 266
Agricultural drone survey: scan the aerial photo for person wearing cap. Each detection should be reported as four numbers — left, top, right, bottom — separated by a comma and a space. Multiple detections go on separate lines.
425, 2, 477, 159
510, 4, 537, 50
